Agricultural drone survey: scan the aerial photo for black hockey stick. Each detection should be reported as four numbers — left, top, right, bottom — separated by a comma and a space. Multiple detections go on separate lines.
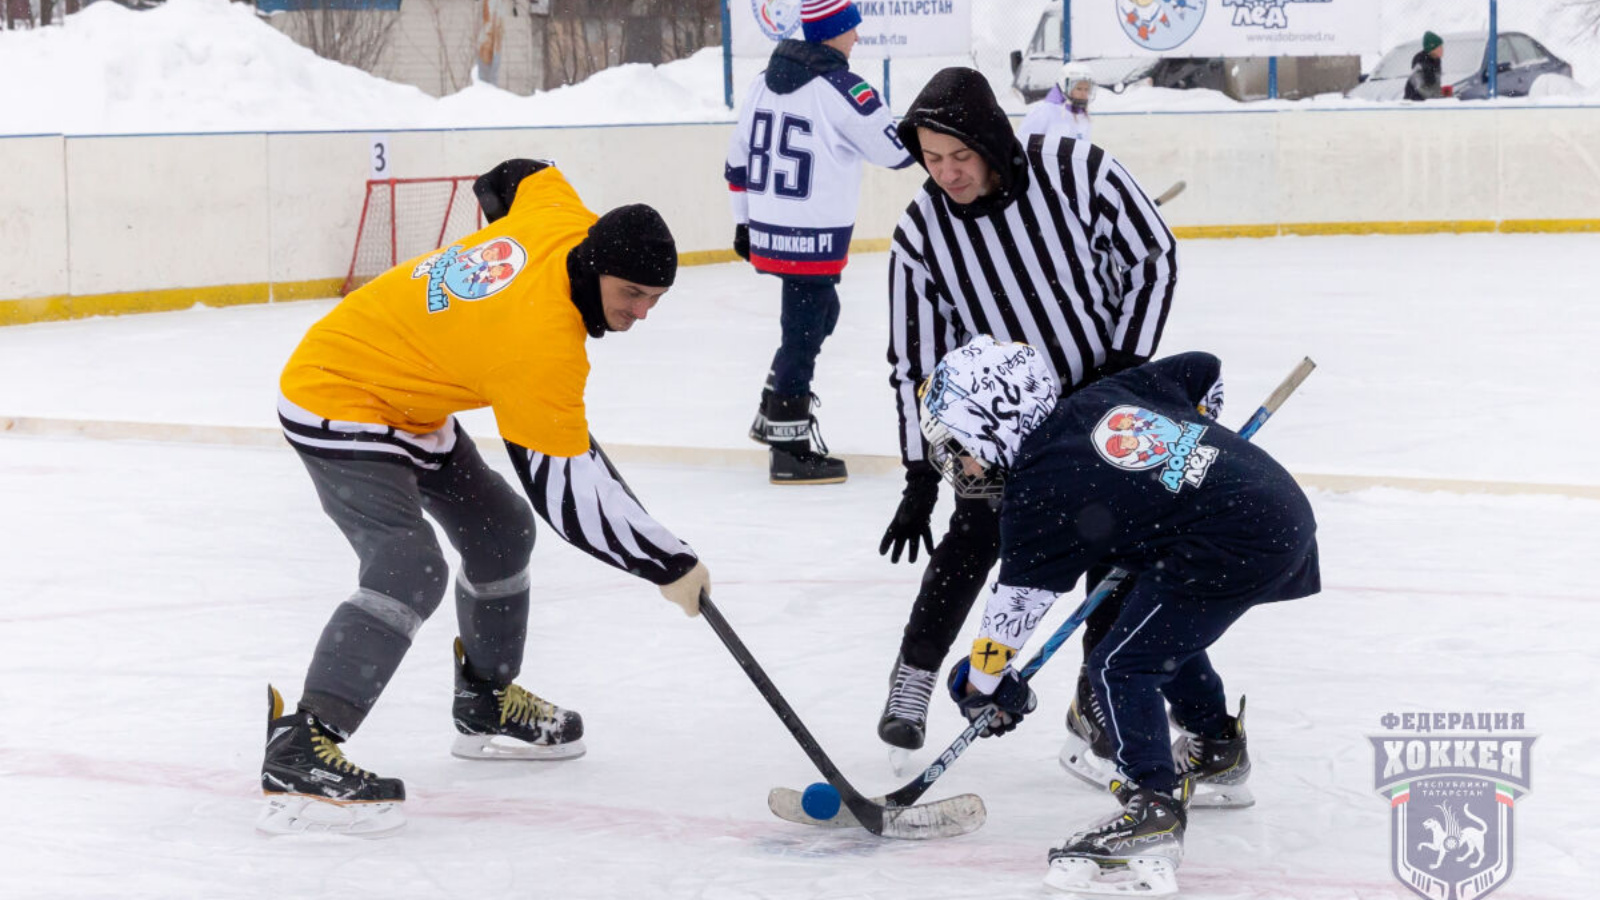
582, 435, 984, 839
700, 594, 985, 839
769, 357, 1316, 827
1153, 180, 1187, 207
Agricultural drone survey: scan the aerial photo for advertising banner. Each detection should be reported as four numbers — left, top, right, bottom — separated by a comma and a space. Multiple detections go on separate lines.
729, 0, 971, 60
1071, 0, 1380, 58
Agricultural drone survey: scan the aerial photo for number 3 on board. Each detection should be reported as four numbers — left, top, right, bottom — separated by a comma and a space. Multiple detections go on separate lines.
370, 135, 391, 178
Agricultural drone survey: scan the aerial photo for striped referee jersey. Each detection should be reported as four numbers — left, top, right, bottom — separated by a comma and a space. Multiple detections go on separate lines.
887, 132, 1177, 467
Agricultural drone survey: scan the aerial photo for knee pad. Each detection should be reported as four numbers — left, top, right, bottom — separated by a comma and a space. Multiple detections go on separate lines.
359, 538, 449, 620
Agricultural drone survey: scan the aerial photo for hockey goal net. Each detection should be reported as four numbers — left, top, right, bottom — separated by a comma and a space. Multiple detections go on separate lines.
341, 177, 485, 295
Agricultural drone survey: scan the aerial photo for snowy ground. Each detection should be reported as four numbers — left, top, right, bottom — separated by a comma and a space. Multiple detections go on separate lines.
2, 235, 1598, 899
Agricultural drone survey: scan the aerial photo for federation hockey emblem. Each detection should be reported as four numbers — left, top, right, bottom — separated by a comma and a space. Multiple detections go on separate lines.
1370, 718, 1535, 900
1091, 405, 1218, 493
750, 0, 801, 42
412, 237, 528, 313
1116, 0, 1206, 51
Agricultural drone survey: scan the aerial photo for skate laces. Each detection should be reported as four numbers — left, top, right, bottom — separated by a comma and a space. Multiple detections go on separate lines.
886, 663, 937, 722
500, 684, 558, 726
310, 730, 371, 777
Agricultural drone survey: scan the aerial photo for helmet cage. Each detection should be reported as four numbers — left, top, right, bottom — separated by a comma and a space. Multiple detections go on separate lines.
919, 402, 1007, 500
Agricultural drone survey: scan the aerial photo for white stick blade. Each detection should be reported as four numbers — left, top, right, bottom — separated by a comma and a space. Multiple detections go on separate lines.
767, 787, 862, 828
877, 792, 987, 840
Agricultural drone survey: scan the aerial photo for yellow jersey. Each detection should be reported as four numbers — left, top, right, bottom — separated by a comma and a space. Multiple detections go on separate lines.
282, 167, 595, 458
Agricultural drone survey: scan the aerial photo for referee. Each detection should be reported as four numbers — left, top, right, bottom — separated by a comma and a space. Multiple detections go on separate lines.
875, 67, 1178, 750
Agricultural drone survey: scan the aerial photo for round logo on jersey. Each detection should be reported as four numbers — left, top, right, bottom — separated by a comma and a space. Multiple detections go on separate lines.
751, 0, 801, 41
1093, 405, 1220, 494
1092, 405, 1186, 471
1116, 0, 1206, 52
412, 237, 528, 312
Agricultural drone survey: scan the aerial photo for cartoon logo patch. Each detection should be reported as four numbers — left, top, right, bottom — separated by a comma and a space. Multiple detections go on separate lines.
1092, 405, 1219, 493
1116, 0, 1206, 52
750, 0, 801, 41
411, 237, 528, 313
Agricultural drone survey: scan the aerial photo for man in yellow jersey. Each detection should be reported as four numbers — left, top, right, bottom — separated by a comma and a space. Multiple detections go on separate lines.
258, 159, 711, 837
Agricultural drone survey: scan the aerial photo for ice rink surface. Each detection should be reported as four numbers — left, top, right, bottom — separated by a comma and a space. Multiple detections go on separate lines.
2, 234, 1598, 899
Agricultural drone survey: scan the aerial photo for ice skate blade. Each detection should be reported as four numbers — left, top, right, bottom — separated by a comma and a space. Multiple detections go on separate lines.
769, 475, 848, 485
1190, 782, 1254, 809
256, 794, 405, 838
767, 787, 987, 839
1058, 732, 1118, 791
887, 746, 913, 777
451, 733, 586, 761
1044, 856, 1178, 897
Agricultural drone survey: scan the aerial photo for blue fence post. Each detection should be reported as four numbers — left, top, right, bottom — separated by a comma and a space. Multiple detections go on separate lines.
883, 57, 892, 111
1062, 0, 1072, 60
721, 0, 734, 110
1487, 0, 1499, 99
1268, 56, 1279, 99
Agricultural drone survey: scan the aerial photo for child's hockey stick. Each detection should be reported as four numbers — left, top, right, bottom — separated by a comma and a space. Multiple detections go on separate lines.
769, 357, 1315, 828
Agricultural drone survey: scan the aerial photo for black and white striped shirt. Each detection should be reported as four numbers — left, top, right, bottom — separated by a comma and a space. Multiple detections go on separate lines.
887, 134, 1178, 467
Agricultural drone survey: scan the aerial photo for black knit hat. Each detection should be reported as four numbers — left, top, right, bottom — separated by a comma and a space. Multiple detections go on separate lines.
578, 204, 677, 288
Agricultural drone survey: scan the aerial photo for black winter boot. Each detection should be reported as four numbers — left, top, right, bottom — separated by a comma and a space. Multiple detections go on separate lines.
765, 393, 847, 485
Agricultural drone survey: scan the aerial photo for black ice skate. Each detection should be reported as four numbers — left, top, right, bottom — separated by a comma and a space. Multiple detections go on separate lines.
1044, 779, 1191, 897
877, 653, 938, 751
257, 685, 406, 837
1059, 671, 1119, 791
1172, 696, 1253, 809
451, 638, 586, 761
765, 393, 847, 485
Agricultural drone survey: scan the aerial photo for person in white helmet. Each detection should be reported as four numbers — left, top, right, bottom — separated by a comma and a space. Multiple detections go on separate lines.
1019, 61, 1095, 146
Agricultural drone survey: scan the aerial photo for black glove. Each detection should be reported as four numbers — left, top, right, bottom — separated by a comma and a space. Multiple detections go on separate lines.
879, 465, 939, 564
733, 223, 750, 261
473, 158, 550, 223
947, 659, 1037, 738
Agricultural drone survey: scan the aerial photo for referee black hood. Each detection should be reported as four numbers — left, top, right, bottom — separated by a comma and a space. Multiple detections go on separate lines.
898, 67, 1028, 205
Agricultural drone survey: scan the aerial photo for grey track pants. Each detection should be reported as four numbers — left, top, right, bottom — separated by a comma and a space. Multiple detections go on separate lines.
292, 428, 536, 737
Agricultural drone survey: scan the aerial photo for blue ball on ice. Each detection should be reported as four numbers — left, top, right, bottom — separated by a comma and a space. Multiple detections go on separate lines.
801, 782, 841, 820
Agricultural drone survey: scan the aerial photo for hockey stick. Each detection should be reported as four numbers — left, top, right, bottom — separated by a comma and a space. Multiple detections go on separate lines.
770, 356, 1316, 827
700, 595, 986, 839
1153, 180, 1187, 207
581, 435, 985, 839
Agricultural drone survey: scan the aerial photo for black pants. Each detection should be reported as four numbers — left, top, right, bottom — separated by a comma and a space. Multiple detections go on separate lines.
1084, 584, 1258, 795
293, 427, 536, 737
898, 494, 1123, 673
766, 275, 841, 397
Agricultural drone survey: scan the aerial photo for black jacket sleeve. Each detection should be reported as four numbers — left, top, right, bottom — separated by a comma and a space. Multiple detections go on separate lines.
473, 159, 552, 224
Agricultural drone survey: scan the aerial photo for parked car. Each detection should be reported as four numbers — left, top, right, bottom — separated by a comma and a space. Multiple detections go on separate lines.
1009, 7, 1358, 103
1347, 31, 1572, 101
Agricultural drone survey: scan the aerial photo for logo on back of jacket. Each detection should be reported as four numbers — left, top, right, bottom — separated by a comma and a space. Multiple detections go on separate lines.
1092, 405, 1218, 493
412, 237, 529, 313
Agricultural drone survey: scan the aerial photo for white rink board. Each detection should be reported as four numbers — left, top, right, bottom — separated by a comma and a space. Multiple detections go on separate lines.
3, 109, 1600, 302
0, 134, 69, 299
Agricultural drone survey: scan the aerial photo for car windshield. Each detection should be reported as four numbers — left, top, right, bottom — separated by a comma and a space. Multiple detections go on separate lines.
1032, 10, 1062, 57
1370, 35, 1488, 83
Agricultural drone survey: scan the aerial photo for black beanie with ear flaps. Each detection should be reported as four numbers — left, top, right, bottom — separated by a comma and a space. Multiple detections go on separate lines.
565, 204, 677, 337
